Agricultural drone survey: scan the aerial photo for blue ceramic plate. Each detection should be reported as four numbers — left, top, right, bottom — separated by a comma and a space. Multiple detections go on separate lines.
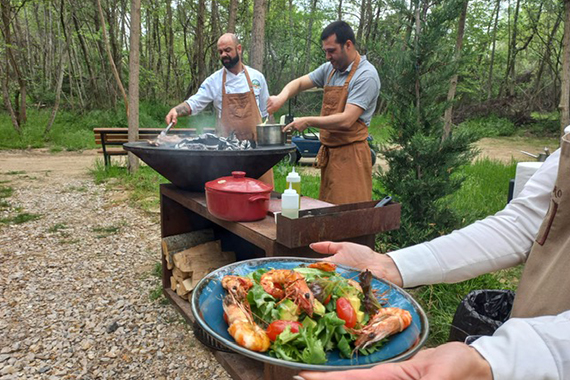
191, 257, 429, 371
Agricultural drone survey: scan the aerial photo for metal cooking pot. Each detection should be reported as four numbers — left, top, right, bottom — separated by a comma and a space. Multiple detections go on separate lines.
256, 124, 286, 146
205, 171, 272, 222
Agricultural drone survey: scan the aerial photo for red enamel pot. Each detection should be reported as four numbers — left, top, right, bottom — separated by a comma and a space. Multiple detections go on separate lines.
205, 171, 273, 222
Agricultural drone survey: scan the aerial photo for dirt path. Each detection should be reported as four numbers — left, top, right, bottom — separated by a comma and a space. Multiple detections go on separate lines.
0, 149, 230, 380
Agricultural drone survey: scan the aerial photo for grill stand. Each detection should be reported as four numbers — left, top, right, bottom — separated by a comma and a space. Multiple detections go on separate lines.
159, 184, 400, 380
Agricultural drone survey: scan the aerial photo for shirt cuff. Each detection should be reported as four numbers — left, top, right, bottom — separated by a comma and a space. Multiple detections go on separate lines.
386, 243, 444, 288
184, 100, 196, 115
470, 319, 559, 380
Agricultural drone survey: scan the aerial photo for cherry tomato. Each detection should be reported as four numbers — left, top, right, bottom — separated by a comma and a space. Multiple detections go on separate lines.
266, 320, 303, 341
336, 297, 357, 328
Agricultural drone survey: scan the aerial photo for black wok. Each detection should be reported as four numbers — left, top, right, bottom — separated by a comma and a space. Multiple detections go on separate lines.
123, 142, 295, 191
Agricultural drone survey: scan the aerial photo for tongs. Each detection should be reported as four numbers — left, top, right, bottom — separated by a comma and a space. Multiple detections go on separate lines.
159, 122, 174, 137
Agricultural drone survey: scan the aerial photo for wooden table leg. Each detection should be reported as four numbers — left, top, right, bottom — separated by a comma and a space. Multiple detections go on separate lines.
264, 363, 299, 380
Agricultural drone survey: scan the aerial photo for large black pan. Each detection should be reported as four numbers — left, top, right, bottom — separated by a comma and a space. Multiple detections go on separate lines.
123, 142, 295, 191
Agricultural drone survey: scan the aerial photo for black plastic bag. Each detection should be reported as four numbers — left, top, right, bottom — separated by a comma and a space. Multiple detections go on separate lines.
448, 289, 515, 342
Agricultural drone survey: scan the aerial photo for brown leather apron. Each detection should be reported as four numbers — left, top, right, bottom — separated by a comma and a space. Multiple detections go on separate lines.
316, 54, 372, 204
510, 133, 570, 318
219, 67, 273, 186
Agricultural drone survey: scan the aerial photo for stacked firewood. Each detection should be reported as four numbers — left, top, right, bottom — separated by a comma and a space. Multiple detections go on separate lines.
162, 229, 235, 300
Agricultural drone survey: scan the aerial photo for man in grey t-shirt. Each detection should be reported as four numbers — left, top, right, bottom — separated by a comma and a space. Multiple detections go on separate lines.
267, 21, 380, 204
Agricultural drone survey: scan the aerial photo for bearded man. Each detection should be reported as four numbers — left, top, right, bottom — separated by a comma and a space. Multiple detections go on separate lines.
166, 33, 272, 185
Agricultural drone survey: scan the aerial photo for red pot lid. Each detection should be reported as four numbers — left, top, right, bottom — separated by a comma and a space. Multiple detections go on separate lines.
205, 171, 273, 194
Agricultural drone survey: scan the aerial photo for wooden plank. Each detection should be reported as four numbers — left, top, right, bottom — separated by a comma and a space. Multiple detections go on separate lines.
276, 201, 401, 248
215, 353, 264, 380
264, 364, 299, 380
161, 185, 277, 251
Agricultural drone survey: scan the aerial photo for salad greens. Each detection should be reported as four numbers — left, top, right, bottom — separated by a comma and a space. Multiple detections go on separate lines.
241, 266, 388, 364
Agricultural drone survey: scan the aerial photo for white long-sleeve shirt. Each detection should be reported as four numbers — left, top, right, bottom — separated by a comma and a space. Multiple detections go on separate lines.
387, 149, 570, 379
185, 66, 269, 119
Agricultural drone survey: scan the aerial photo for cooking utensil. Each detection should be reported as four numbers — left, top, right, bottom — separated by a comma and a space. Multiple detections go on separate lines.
375, 196, 392, 208
257, 124, 286, 146
191, 257, 428, 371
159, 122, 174, 137
521, 147, 550, 162
123, 142, 295, 191
205, 171, 272, 222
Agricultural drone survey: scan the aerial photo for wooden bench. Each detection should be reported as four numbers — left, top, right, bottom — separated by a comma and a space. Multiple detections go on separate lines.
94, 127, 216, 167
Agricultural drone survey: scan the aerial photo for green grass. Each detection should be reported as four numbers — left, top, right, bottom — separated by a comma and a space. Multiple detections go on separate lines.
48, 223, 67, 233
0, 185, 13, 199
1, 212, 42, 224
92, 224, 123, 238
447, 158, 517, 225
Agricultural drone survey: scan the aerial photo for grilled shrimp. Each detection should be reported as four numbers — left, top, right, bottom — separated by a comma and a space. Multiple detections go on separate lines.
222, 297, 270, 352
260, 269, 314, 316
307, 261, 337, 272
353, 307, 412, 351
222, 275, 253, 301
221, 275, 270, 352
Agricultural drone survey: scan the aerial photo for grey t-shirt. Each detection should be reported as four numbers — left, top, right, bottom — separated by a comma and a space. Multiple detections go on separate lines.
308, 55, 380, 126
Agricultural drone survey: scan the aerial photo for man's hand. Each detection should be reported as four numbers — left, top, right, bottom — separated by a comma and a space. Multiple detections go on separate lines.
267, 94, 287, 114
165, 108, 178, 125
165, 103, 191, 125
282, 117, 311, 133
310, 241, 403, 287
298, 342, 493, 380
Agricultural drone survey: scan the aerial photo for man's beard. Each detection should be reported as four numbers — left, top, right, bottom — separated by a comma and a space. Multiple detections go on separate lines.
222, 54, 240, 69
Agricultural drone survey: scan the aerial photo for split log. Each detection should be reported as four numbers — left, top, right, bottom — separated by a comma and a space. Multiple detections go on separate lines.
162, 229, 215, 269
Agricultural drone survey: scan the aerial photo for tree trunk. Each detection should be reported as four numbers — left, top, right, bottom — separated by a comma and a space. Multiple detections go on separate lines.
0, 64, 20, 133
96, 0, 129, 115
228, 0, 238, 33
71, 1, 98, 103
289, 0, 295, 81
45, 53, 65, 136
107, 6, 122, 83
210, 0, 220, 72
356, 0, 366, 43
195, 0, 206, 83
250, 0, 266, 71
487, 0, 500, 100
128, 0, 141, 172
338, 0, 342, 20
501, 0, 521, 97
0, 0, 27, 127
559, 0, 570, 133
414, 1, 421, 126
166, 0, 174, 96
303, 0, 318, 74
443, 0, 468, 141
532, 12, 562, 104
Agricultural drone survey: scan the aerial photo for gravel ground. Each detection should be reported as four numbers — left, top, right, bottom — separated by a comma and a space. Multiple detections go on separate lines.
0, 150, 230, 380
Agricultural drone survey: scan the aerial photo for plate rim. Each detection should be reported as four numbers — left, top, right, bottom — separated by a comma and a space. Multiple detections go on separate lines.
190, 257, 429, 371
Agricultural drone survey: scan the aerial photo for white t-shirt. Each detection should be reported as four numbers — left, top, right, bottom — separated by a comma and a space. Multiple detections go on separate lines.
387, 148, 570, 379
185, 66, 269, 119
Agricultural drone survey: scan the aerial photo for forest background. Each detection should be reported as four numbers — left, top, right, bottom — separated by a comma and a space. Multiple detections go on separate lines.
1, 0, 568, 134
2, 0, 570, 345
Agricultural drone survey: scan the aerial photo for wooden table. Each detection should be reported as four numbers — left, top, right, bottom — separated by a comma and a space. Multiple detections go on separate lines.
159, 184, 401, 380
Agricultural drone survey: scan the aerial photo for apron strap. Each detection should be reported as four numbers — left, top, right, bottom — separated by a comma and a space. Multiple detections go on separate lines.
324, 53, 362, 87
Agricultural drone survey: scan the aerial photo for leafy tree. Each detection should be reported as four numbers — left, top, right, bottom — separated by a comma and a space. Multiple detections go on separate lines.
377, 0, 478, 248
